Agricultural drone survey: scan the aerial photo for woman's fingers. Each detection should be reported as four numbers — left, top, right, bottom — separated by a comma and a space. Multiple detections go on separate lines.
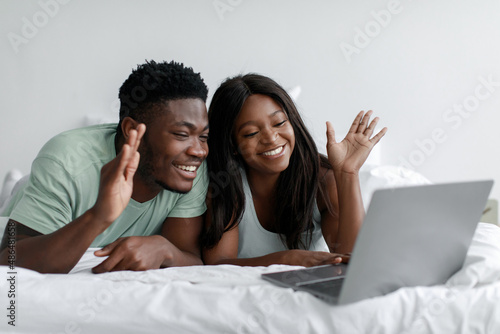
357, 110, 372, 133
330, 111, 386, 150
363, 116, 379, 137
348, 111, 364, 134
348, 110, 376, 134
349, 110, 387, 144
326, 121, 337, 145
370, 127, 388, 144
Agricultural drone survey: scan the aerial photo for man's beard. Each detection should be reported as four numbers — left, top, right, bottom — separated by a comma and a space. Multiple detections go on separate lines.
136, 144, 189, 195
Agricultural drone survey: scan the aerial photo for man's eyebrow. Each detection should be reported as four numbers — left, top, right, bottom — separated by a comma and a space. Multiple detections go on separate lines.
237, 110, 284, 132
174, 121, 209, 131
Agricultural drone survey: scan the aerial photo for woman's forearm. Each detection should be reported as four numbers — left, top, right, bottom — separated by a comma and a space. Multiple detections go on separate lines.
206, 249, 344, 267
333, 170, 365, 254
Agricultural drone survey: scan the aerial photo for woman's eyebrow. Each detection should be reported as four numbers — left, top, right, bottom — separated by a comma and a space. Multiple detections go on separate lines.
270, 110, 285, 117
237, 110, 285, 132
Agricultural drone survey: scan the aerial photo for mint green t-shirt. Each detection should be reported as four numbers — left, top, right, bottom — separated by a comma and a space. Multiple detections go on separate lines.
4, 124, 208, 247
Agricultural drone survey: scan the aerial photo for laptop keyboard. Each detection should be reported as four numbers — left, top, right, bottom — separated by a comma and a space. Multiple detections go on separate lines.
300, 277, 345, 296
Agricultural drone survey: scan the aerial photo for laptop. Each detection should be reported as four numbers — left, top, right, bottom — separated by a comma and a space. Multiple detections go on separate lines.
261, 180, 493, 305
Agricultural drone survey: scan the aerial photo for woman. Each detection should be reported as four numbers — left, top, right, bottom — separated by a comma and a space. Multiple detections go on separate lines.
202, 74, 387, 267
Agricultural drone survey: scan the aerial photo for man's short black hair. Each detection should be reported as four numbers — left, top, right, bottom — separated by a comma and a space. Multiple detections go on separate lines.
117, 60, 208, 134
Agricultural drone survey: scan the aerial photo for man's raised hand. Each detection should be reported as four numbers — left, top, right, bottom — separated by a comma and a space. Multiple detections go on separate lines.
90, 124, 146, 226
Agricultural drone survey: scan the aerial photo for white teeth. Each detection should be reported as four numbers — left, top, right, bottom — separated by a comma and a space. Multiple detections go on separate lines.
262, 146, 284, 156
175, 165, 197, 172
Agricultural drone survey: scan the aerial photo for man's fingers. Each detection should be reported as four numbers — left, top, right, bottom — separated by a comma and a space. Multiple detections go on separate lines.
94, 239, 121, 257
124, 151, 140, 181
109, 260, 134, 272
116, 143, 133, 173
133, 124, 146, 152
125, 125, 138, 147
119, 124, 145, 181
117, 125, 144, 175
94, 248, 108, 257
127, 123, 146, 153
92, 251, 123, 273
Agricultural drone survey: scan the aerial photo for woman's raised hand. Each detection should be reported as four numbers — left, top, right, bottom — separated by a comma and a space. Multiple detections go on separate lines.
326, 110, 387, 174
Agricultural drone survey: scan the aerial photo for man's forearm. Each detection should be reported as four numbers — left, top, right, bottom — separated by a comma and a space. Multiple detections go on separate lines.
160, 245, 203, 267
0, 210, 111, 273
166, 251, 203, 267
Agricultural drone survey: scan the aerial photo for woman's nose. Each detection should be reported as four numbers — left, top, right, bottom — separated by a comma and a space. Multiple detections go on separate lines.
260, 128, 278, 144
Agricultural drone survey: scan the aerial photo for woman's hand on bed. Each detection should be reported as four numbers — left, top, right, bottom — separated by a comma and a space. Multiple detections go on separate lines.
281, 250, 350, 267
92, 235, 171, 273
326, 110, 387, 174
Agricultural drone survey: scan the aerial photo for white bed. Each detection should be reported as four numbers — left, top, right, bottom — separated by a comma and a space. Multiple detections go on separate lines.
1, 165, 500, 334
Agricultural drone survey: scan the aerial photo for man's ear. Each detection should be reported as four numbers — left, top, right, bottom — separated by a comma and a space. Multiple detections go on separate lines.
121, 117, 140, 139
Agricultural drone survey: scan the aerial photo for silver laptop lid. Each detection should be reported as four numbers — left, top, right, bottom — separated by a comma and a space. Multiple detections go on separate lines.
338, 180, 493, 305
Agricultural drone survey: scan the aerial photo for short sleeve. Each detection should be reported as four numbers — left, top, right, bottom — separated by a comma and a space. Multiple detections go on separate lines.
9, 157, 76, 235
167, 161, 208, 218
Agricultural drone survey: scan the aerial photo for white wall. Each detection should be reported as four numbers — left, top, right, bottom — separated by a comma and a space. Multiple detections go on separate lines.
1, 0, 500, 198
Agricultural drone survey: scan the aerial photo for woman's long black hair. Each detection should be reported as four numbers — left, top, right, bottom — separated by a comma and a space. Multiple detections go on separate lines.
202, 73, 331, 250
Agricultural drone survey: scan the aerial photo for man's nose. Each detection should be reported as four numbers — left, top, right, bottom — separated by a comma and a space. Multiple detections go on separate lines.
187, 139, 207, 159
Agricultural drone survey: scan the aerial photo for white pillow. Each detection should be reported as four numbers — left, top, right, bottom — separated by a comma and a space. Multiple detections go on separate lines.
0, 216, 8, 242
359, 164, 432, 210
0, 169, 23, 213
0, 171, 28, 241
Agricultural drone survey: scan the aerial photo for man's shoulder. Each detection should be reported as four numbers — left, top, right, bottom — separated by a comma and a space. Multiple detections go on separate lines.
36, 123, 118, 173
41, 123, 117, 152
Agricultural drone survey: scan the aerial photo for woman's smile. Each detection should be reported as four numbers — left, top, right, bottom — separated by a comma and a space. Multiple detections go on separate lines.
260, 144, 285, 157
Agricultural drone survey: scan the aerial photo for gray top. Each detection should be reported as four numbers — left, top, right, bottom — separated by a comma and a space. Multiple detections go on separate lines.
237, 168, 330, 258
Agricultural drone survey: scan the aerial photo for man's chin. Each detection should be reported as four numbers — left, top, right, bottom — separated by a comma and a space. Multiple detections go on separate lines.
155, 180, 191, 194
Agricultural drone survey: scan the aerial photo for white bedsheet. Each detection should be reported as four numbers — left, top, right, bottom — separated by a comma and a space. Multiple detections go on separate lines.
1, 222, 500, 334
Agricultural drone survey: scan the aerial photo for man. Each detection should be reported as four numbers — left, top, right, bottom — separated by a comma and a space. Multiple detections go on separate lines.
0, 60, 210, 274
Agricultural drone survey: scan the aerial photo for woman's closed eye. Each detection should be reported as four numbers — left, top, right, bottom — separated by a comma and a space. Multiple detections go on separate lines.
243, 131, 258, 138
242, 121, 286, 138
275, 120, 287, 127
